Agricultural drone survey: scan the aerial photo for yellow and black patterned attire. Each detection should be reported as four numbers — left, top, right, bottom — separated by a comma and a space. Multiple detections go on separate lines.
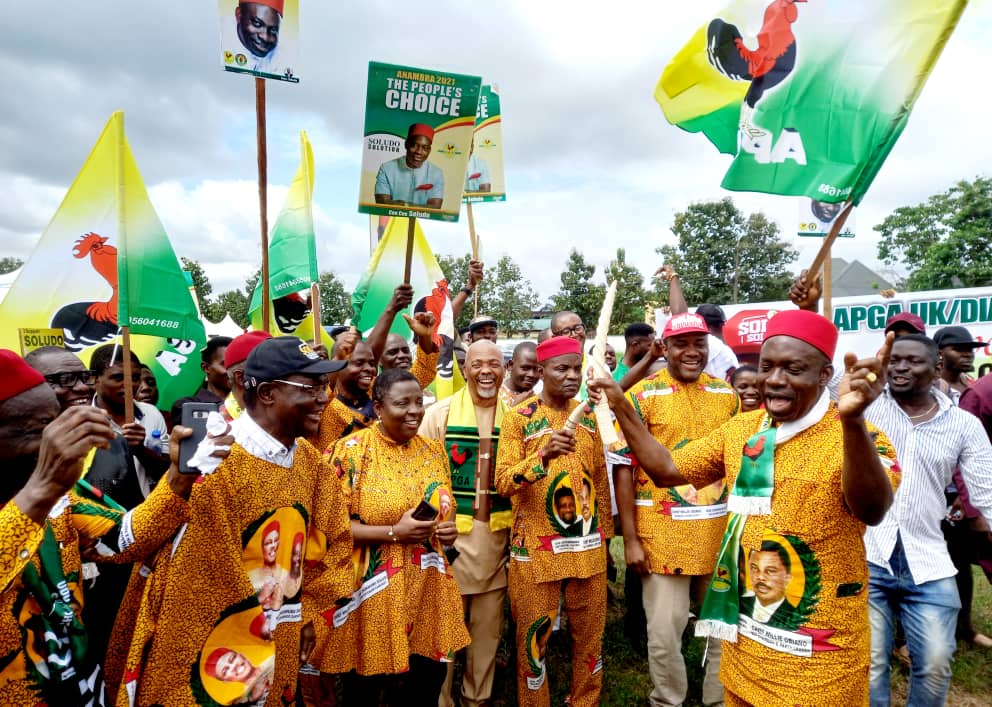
0, 479, 188, 706
116, 413, 352, 707
676, 405, 900, 707
494, 396, 613, 707
626, 369, 739, 705
312, 425, 469, 704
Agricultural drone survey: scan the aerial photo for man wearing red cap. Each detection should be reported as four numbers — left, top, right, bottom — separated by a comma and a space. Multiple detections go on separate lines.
591, 310, 900, 706
222, 0, 287, 75
0, 349, 197, 705
221, 330, 273, 421
374, 123, 445, 209
495, 335, 623, 707
618, 312, 739, 707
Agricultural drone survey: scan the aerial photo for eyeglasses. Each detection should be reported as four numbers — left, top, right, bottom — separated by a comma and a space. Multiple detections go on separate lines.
44, 370, 97, 388
270, 379, 326, 398
553, 324, 585, 337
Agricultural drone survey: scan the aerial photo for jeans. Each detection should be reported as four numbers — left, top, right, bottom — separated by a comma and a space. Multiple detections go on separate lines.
868, 539, 960, 707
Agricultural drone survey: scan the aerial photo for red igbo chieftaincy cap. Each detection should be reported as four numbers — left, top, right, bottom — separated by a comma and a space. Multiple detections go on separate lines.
240, 0, 284, 14
536, 336, 582, 362
0, 349, 46, 402
764, 310, 838, 360
224, 331, 273, 369
884, 312, 925, 335
662, 313, 710, 340
407, 123, 435, 141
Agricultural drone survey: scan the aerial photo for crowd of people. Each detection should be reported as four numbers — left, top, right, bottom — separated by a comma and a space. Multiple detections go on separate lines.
1, 262, 991, 707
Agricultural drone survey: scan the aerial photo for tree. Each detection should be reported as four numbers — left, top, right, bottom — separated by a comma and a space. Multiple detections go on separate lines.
437, 253, 539, 335
180, 257, 216, 320
551, 250, 605, 328
604, 248, 648, 334
0, 257, 23, 275
317, 271, 351, 325
875, 177, 992, 290
655, 198, 796, 305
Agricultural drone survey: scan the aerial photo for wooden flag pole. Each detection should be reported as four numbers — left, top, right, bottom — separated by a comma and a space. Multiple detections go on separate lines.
822, 250, 833, 321
310, 282, 322, 347
466, 202, 479, 317
403, 217, 416, 284
255, 78, 272, 333
122, 327, 135, 425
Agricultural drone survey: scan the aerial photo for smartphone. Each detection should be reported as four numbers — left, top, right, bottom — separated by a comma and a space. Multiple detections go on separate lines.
411, 499, 439, 522
178, 402, 217, 474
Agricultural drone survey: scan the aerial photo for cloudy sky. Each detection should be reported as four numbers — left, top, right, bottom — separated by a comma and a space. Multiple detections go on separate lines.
3, 1, 989, 307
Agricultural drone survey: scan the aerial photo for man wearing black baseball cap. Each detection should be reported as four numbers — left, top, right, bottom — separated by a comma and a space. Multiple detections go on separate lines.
934, 326, 985, 400
468, 315, 499, 344
124, 336, 353, 703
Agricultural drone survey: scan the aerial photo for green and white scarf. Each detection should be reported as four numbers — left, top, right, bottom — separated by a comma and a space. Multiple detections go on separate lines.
696, 391, 829, 642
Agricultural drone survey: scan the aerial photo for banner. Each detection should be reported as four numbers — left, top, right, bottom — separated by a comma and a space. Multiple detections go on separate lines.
218, 0, 300, 83
358, 62, 482, 223
797, 198, 855, 238
0, 112, 206, 410
248, 132, 332, 348
351, 217, 463, 399
463, 84, 507, 203
655, 0, 967, 204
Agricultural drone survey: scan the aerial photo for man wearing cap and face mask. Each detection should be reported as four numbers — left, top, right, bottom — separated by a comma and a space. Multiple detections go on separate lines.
0, 349, 197, 706
222, 1, 286, 75
117, 337, 354, 706
374, 123, 446, 208
495, 336, 623, 707
419, 340, 512, 707
590, 310, 900, 706
617, 313, 739, 707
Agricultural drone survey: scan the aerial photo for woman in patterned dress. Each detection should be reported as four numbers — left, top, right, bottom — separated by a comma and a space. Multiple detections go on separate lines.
313, 368, 470, 706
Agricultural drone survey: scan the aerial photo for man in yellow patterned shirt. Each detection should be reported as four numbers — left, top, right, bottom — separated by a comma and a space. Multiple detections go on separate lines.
619, 312, 739, 707
592, 310, 899, 707
495, 335, 625, 707
0, 349, 196, 706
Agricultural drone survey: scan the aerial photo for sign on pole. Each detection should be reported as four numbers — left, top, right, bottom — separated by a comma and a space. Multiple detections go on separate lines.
798, 198, 855, 238
218, 0, 300, 83
358, 62, 482, 223
463, 84, 507, 203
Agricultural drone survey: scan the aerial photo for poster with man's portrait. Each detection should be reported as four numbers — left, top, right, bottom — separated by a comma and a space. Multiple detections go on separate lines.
463, 84, 507, 203
359, 61, 482, 223
218, 0, 300, 83
798, 198, 855, 238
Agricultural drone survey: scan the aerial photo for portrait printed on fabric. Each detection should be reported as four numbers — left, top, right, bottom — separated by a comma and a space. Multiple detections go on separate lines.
218, 0, 300, 83
194, 598, 276, 706
241, 506, 308, 639
547, 470, 599, 538
523, 612, 556, 691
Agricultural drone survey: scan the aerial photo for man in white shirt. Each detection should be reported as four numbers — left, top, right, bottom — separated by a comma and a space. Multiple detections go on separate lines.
864, 334, 992, 707
696, 304, 739, 381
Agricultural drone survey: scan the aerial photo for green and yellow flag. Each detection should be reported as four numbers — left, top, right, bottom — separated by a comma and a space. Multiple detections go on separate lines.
248, 131, 332, 348
656, 0, 968, 204
0, 112, 205, 409
351, 217, 463, 399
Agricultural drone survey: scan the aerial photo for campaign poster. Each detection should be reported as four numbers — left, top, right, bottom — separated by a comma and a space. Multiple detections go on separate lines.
463, 84, 507, 203
359, 61, 482, 223
218, 0, 300, 83
798, 198, 855, 238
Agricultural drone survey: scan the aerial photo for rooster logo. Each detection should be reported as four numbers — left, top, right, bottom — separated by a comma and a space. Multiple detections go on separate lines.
707, 0, 805, 141
414, 279, 454, 380
51, 232, 121, 351
742, 435, 767, 462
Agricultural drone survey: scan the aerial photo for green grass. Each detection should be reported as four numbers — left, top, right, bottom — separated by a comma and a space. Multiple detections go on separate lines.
478, 548, 992, 706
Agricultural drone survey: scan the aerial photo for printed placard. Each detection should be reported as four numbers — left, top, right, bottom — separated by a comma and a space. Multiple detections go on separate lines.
219, 0, 300, 83
18, 327, 65, 355
359, 61, 482, 223
463, 84, 507, 203
798, 198, 855, 238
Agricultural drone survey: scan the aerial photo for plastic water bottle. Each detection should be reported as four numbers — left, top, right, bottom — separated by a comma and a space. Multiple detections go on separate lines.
159, 431, 170, 455
149, 429, 169, 454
